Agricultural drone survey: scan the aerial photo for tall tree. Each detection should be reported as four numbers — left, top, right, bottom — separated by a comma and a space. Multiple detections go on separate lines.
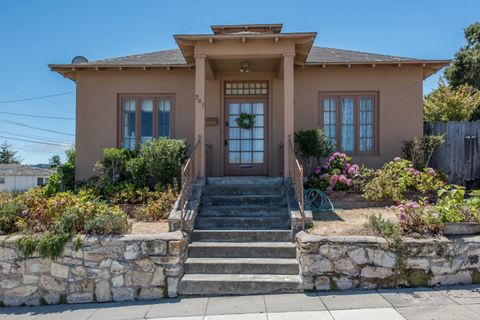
0, 141, 21, 164
49, 155, 61, 168
445, 22, 480, 89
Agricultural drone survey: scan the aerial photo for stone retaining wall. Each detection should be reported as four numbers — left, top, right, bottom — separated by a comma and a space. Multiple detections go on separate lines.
297, 232, 480, 291
0, 231, 187, 306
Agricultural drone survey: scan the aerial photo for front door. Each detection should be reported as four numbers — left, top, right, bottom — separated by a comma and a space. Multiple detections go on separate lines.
225, 98, 268, 175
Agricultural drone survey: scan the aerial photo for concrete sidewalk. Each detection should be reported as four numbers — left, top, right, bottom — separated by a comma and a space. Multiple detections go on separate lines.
1, 285, 479, 320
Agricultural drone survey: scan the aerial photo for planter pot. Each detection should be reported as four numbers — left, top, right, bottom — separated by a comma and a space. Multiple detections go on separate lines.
444, 222, 480, 236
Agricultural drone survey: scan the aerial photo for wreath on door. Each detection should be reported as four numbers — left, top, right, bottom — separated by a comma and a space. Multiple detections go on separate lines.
235, 113, 256, 129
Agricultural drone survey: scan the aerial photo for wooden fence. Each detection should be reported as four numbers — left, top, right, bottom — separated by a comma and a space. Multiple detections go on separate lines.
425, 121, 480, 185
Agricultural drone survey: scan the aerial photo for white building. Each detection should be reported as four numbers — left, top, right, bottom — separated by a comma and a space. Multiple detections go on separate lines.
0, 164, 53, 192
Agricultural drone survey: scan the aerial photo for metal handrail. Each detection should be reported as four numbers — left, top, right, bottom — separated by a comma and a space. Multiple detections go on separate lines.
288, 135, 305, 230
179, 135, 202, 230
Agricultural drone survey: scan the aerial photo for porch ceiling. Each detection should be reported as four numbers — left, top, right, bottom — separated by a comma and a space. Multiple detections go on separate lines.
208, 58, 281, 74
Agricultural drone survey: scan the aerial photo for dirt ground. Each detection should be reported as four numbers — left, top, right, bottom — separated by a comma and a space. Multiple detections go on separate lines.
309, 207, 399, 236
131, 221, 169, 234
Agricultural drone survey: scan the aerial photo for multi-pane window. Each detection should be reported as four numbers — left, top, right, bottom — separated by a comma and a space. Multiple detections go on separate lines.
225, 81, 268, 95
320, 93, 377, 154
0, 177, 5, 184
120, 95, 174, 150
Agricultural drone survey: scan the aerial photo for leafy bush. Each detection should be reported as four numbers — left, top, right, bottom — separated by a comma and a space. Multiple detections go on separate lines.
0, 199, 22, 234
133, 138, 187, 189
394, 200, 443, 236
365, 213, 400, 238
402, 135, 445, 170
84, 208, 132, 235
45, 147, 76, 195
432, 186, 480, 223
363, 158, 445, 203
294, 129, 334, 173
135, 187, 178, 222
125, 157, 147, 188
96, 148, 135, 184
18, 188, 79, 233
307, 152, 359, 191
424, 81, 480, 121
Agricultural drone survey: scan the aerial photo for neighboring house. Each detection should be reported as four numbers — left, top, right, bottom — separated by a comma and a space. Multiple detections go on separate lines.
0, 164, 53, 192
50, 24, 450, 180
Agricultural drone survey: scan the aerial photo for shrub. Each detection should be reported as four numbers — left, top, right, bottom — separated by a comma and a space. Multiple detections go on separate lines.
0, 199, 22, 234
125, 157, 147, 188
135, 187, 178, 222
308, 152, 359, 191
432, 186, 480, 223
395, 200, 443, 236
96, 148, 135, 184
45, 147, 76, 195
135, 138, 187, 189
402, 135, 445, 169
84, 207, 132, 235
363, 158, 445, 203
365, 213, 400, 238
18, 188, 79, 233
424, 81, 480, 121
294, 129, 334, 173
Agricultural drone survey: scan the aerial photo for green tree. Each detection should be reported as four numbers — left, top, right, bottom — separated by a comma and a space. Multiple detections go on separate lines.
445, 22, 480, 89
294, 129, 334, 174
0, 141, 21, 164
424, 80, 480, 121
49, 155, 61, 168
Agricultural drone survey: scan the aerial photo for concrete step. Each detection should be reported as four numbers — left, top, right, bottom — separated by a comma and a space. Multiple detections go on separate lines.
184, 258, 299, 274
195, 216, 291, 230
178, 274, 303, 295
188, 242, 296, 258
206, 177, 284, 186
203, 185, 284, 196
201, 194, 286, 206
198, 206, 288, 218
191, 230, 293, 242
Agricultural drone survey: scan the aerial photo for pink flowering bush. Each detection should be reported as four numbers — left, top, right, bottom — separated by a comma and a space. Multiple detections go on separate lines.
363, 158, 445, 203
393, 199, 442, 235
308, 152, 359, 191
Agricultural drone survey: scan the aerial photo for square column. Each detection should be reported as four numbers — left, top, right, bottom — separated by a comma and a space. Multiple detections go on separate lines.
283, 53, 295, 177
194, 54, 206, 176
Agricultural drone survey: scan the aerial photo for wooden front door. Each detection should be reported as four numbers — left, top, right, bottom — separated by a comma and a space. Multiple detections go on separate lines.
224, 98, 268, 176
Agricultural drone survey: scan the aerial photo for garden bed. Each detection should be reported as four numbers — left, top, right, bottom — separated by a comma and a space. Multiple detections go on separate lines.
309, 207, 398, 236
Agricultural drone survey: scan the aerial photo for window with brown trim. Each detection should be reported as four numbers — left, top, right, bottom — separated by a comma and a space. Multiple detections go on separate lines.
319, 93, 378, 154
119, 95, 174, 150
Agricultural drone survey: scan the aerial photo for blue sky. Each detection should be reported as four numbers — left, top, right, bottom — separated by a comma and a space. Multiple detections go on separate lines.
0, 0, 477, 164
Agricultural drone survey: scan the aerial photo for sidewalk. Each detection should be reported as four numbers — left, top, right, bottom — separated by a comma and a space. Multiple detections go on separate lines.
1, 285, 479, 320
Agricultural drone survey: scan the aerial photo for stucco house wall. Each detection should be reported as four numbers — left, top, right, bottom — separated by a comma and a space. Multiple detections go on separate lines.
75, 69, 195, 180
74, 64, 424, 179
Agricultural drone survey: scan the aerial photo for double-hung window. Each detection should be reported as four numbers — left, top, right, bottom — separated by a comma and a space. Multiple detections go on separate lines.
119, 95, 174, 150
319, 92, 377, 154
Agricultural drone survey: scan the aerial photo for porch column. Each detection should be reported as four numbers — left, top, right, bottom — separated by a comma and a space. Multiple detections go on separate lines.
283, 53, 295, 177
194, 54, 206, 176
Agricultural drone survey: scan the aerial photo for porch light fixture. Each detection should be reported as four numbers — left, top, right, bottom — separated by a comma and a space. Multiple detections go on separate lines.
240, 62, 250, 73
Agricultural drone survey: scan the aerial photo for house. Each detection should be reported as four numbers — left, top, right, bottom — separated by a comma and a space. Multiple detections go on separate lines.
49, 24, 449, 180
0, 164, 53, 192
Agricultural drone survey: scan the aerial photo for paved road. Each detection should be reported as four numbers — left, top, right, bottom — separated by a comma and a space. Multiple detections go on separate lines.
1, 285, 480, 320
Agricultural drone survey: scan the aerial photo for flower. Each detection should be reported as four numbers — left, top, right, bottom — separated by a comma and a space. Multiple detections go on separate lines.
314, 167, 321, 175
399, 213, 407, 221
394, 157, 402, 162
338, 174, 348, 185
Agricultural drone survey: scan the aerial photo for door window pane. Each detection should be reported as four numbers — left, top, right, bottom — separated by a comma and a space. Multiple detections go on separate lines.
241, 103, 251, 114
229, 128, 240, 139
341, 97, 355, 152
254, 115, 264, 127
241, 140, 252, 151
229, 152, 240, 163
229, 103, 240, 114
252, 128, 264, 139
253, 140, 263, 151
123, 99, 136, 150
252, 152, 264, 163
241, 152, 251, 164
141, 99, 153, 143
253, 103, 264, 114
229, 140, 240, 151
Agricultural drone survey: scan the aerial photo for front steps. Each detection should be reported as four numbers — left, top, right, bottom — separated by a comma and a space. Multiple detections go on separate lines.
178, 177, 302, 296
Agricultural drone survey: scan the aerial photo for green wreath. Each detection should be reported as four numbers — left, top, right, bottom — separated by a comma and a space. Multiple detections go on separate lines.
235, 113, 256, 129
